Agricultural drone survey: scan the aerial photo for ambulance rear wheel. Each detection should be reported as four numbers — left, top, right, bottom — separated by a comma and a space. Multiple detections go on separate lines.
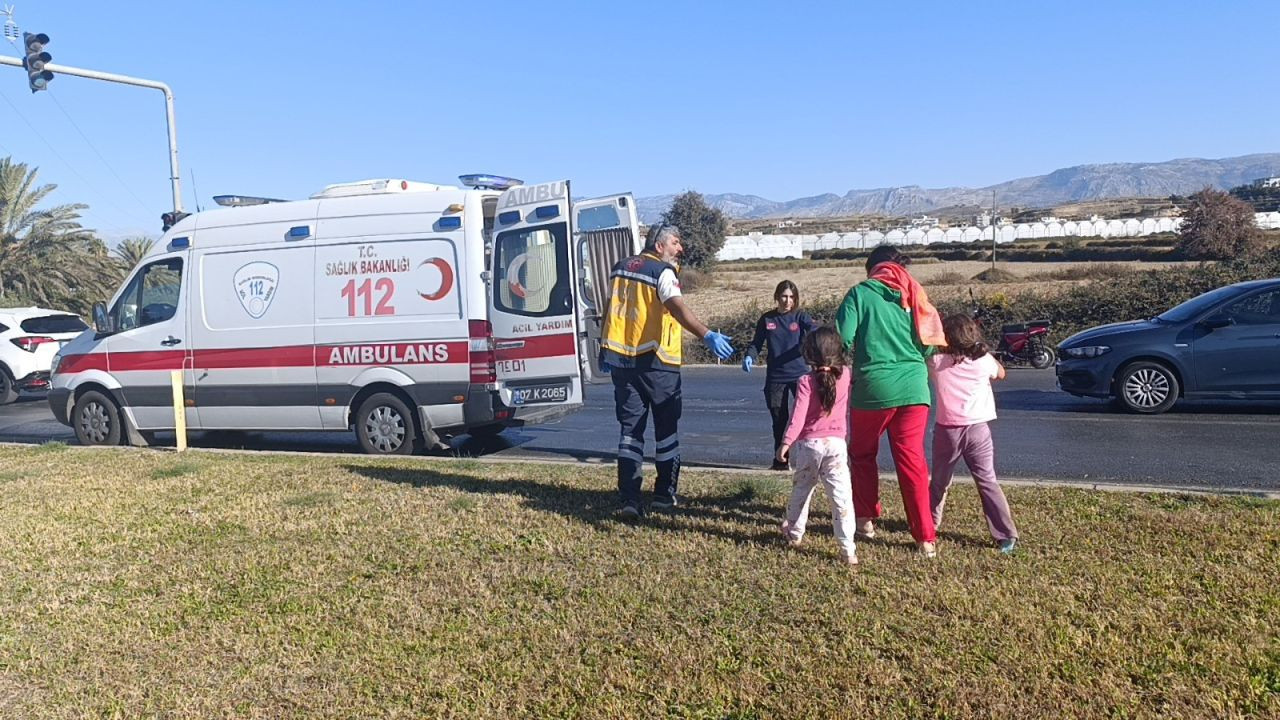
356, 393, 419, 455
73, 390, 123, 446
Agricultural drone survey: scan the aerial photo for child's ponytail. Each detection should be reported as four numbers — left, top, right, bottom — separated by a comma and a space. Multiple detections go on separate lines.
801, 327, 845, 414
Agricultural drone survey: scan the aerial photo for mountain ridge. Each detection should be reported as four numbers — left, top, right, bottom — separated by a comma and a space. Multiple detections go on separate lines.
636, 153, 1280, 223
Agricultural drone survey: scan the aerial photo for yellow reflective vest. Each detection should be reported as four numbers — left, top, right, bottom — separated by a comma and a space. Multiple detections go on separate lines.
600, 253, 682, 371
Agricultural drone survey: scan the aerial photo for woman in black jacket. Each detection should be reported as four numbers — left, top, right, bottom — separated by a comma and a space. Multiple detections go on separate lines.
743, 280, 818, 470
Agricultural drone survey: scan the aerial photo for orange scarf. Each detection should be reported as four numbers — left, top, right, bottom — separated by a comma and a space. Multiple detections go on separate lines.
868, 262, 946, 347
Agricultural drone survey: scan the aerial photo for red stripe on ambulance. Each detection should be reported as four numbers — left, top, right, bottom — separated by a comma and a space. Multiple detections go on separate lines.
57, 342, 467, 374
195, 346, 315, 368
56, 352, 115, 374
494, 333, 576, 361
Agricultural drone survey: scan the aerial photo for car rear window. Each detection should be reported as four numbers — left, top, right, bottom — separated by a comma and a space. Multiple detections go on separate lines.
20, 314, 89, 334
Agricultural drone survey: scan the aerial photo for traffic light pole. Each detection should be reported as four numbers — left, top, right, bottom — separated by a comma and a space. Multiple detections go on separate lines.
0, 55, 182, 213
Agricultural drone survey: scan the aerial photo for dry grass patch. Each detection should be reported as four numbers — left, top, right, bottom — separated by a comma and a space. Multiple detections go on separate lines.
1027, 262, 1140, 282
930, 271, 970, 285
686, 260, 1195, 322
0, 446, 1277, 718
971, 267, 1021, 283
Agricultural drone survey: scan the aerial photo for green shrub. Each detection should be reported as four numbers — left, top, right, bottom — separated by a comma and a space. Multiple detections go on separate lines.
945, 248, 1280, 344
1177, 188, 1264, 260
688, 247, 1280, 362
662, 191, 728, 271
811, 247, 989, 263
1086, 235, 1179, 248
996, 247, 1177, 262
809, 246, 1177, 263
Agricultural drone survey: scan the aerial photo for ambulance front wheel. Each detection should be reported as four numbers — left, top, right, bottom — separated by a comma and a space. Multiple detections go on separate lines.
355, 392, 420, 456
73, 390, 123, 446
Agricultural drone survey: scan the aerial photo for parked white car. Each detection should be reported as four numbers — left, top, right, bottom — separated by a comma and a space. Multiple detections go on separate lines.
0, 307, 89, 404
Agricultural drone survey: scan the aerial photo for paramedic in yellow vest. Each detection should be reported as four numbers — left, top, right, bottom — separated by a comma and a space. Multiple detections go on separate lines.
600, 222, 735, 520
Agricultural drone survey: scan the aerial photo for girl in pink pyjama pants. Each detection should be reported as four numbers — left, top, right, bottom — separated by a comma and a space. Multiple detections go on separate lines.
927, 315, 1019, 553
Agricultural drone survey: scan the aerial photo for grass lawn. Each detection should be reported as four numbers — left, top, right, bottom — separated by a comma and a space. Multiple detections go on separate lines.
0, 445, 1277, 718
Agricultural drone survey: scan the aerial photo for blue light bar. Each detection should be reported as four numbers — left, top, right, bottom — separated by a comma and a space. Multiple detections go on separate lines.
498, 211, 520, 225
170, 236, 191, 249
289, 225, 310, 238
213, 194, 287, 207
534, 205, 560, 219
458, 174, 524, 191
438, 216, 462, 230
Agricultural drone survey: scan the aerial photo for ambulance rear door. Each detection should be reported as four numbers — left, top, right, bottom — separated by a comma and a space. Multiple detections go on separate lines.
488, 180, 583, 412
571, 193, 640, 383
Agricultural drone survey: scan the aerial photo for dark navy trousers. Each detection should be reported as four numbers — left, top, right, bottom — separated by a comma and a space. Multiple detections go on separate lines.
611, 368, 682, 505
764, 380, 798, 454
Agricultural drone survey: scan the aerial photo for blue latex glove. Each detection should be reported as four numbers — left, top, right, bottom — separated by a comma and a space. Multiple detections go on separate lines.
742, 355, 753, 373
702, 331, 734, 360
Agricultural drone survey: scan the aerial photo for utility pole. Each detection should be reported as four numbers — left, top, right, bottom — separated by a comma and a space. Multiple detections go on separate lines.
990, 188, 997, 270
0, 52, 183, 214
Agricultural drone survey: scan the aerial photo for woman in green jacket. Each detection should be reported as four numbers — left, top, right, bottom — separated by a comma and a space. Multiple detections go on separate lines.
835, 245, 941, 557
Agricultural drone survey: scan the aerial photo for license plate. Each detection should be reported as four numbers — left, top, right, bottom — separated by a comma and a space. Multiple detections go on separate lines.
512, 384, 568, 405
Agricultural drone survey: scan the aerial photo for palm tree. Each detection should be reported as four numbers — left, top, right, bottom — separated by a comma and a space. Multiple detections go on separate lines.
113, 236, 157, 270
0, 157, 123, 315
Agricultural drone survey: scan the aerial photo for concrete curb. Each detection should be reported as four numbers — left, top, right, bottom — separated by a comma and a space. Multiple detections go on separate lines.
3, 439, 1276, 500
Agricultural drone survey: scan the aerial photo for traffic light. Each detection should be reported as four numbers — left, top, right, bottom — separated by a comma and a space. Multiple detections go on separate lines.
161, 211, 190, 232
22, 32, 53, 93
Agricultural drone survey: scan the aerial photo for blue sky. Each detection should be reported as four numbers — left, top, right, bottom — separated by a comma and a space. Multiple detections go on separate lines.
2, 1, 1277, 241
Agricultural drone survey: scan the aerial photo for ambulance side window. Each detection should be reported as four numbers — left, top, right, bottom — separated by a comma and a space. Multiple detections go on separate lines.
493, 223, 570, 317
112, 258, 183, 332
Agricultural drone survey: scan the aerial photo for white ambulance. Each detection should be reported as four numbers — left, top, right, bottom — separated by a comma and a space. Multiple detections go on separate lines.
49, 175, 640, 454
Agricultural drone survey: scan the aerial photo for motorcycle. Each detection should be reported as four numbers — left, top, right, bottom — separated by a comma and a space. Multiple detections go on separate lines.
969, 290, 1056, 369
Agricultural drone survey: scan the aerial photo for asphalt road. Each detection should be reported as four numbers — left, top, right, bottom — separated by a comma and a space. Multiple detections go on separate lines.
4, 367, 1279, 492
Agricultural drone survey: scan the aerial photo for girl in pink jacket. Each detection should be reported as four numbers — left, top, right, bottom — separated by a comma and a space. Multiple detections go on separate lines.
775, 327, 858, 565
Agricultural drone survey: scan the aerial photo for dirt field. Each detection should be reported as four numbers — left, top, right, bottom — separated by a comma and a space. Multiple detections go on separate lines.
685, 260, 1195, 321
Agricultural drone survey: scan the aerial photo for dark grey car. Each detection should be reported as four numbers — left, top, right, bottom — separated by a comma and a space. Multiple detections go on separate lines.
1055, 278, 1280, 413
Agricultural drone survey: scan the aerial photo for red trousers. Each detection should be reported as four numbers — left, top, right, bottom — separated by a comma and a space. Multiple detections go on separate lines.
849, 404, 936, 543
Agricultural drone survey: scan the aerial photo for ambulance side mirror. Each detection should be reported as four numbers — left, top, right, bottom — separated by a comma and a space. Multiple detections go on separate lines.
92, 302, 115, 336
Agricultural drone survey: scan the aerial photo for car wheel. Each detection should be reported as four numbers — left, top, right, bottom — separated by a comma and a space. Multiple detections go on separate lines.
355, 392, 419, 455
1115, 361, 1179, 414
1030, 346, 1056, 370
73, 390, 124, 445
0, 368, 17, 405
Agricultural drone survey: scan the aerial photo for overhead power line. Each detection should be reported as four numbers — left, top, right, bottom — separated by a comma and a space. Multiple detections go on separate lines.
0, 82, 151, 234
47, 89, 155, 215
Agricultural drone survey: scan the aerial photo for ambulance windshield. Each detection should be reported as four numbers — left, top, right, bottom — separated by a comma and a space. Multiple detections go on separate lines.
112, 258, 183, 332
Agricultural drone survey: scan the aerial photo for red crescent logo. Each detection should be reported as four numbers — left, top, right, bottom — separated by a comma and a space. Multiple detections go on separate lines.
418, 258, 454, 301
506, 253, 531, 298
